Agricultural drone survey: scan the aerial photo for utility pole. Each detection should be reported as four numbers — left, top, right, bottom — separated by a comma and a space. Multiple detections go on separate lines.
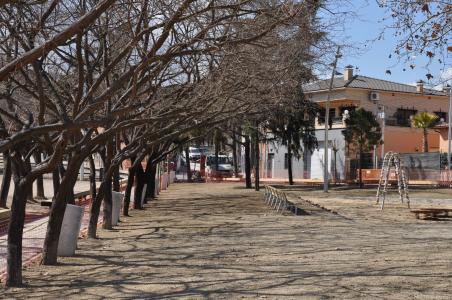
447, 85, 452, 179
379, 105, 386, 162
323, 46, 341, 193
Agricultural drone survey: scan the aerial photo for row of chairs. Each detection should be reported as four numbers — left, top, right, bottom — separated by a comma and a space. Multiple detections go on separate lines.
263, 186, 299, 215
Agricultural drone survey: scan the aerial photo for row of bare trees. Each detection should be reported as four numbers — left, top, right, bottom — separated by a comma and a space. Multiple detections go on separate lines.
0, 0, 331, 287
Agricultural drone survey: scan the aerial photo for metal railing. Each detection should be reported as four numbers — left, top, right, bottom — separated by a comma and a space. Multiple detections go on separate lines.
263, 186, 299, 215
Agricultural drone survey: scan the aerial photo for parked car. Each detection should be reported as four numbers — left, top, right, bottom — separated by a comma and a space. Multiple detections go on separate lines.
188, 147, 202, 161
206, 155, 233, 177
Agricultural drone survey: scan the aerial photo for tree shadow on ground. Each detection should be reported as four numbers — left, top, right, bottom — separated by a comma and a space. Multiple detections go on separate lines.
3, 183, 452, 299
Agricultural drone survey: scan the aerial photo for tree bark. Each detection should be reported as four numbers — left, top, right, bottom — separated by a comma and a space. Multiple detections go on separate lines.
41, 158, 81, 265
123, 157, 136, 216
88, 180, 105, 239
143, 157, 155, 203
113, 165, 120, 192
52, 167, 60, 198
358, 146, 363, 189
6, 155, 28, 287
333, 150, 338, 184
423, 128, 428, 152
133, 162, 145, 210
287, 145, 294, 185
214, 134, 220, 174
88, 159, 120, 238
113, 135, 121, 191
88, 155, 97, 205
254, 126, 260, 191
145, 162, 157, 199
59, 163, 75, 205
33, 152, 46, 199
24, 156, 33, 202
244, 136, 252, 188
184, 147, 192, 182
102, 139, 114, 230
0, 151, 11, 208
151, 163, 157, 197
232, 132, 239, 177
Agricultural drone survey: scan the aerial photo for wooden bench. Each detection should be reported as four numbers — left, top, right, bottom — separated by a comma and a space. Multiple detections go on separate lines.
0, 208, 11, 219
40, 200, 53, 207
410, 208, 452, 219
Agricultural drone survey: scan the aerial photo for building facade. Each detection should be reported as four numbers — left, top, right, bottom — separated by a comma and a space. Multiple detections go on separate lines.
260, 66, 450, 181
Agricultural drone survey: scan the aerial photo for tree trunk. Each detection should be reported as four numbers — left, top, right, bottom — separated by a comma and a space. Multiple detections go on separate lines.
244, 136, 252, 188
33, 152, 45, 199
123, 157, 136, 216
134, 163, 145, 210
88, 180, 105, 239
145, 162, 157, 199
41, 158, 81, 265
88, 156, 121, 238
6, 156, 28, 287
287, 145, 294, 185
333, 150, 338, 184
102, 174, 113, 229
254, 127, 260, 191
232, 133, 239, 177
423, 128, 428, 153
215, 136, 219, 174
113, 165, 120, 192
24, 157, 33, 202
52, 167, 60, 199
88, 155, 97, 205
113, 134, 121, 191
358, 146, 363, 189
59, 163, 75, 205
144, 156, 157, 202
102, 139, 114, 230
184, 147, 192, 182
0, 151, 11, 208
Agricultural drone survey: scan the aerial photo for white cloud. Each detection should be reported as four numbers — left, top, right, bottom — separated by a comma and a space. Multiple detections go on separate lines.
440, 67, 452, 82
432, 68, 452, 90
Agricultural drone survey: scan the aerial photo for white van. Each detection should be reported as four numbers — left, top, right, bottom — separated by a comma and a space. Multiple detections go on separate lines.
206, 155, 233, 176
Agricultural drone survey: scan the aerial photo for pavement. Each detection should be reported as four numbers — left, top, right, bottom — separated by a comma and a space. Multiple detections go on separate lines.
2, 182, 452, 299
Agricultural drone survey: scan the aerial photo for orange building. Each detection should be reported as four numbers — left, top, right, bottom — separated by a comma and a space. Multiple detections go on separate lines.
259, 66, 450, 181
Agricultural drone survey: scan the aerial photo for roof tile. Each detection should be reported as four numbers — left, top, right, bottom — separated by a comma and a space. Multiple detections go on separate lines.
303, 75, 447, 96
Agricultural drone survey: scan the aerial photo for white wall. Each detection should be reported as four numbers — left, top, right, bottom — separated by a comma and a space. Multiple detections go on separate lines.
313, 128, 346, 180
265, 142, 305, 179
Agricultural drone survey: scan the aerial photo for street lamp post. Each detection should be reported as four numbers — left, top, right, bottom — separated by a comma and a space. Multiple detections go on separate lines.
323, 46, 341, 193
447, 85, 452, 178
378, 105, 386, 162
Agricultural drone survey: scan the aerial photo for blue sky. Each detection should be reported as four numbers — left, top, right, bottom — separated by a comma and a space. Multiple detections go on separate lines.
327, 0, 450, 88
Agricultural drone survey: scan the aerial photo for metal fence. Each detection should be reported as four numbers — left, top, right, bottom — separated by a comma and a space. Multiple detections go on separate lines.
263, 186, 299, 215
355, 152, 452, 184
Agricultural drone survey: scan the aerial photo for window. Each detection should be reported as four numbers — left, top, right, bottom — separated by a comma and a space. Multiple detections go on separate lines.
339, 105, 356, 116
395, 108, 417, 127
318, 108, 335, 124
435, 111, 447, 122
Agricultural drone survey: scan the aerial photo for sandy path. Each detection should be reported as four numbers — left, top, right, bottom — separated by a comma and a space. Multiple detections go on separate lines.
2, 183, 452, 299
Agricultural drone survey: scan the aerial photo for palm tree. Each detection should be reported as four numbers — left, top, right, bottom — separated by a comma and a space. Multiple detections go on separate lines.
411, 112, 439, 152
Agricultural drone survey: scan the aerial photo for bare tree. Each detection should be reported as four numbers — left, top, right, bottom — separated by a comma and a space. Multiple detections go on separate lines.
378, 0, 451, 81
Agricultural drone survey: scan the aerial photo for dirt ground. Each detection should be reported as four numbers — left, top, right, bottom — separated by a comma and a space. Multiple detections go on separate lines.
2, 182, 452, 299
